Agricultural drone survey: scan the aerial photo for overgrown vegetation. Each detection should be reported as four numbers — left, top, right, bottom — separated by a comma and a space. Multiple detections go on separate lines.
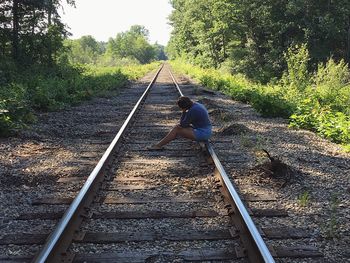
0, 1, 162, 136
167, 0, 350, 83
170, 44, 350, 150
0, 63, 159, 136
167, 0, 350, 150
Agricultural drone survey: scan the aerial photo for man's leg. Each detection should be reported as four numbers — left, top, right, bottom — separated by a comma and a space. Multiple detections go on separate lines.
155, 125, 195, 148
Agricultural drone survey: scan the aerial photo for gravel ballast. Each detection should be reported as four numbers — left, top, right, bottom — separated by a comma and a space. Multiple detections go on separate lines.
0, 68, 349, 262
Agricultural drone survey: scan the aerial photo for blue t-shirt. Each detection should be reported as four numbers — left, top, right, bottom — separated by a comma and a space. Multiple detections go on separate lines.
180, 102, 211, 129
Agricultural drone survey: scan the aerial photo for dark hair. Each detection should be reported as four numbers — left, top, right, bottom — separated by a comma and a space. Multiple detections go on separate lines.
177, 96, 193, 110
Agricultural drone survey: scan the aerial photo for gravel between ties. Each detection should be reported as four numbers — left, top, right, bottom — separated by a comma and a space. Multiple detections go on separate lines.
0, 68, 349, 262
175, 73, 350, 262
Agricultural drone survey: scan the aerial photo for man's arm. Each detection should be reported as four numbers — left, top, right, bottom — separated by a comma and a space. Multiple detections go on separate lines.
179, 110, 192, 127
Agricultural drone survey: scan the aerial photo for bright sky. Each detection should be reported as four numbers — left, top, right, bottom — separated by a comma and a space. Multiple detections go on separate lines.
59, 0, 173, 46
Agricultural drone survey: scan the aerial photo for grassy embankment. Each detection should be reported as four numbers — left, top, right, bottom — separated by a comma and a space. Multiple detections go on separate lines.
170, 47, 350, 151
0, 62, 160, 136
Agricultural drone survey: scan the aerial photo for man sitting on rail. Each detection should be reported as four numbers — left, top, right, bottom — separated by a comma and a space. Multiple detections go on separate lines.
147, 96, 212, 150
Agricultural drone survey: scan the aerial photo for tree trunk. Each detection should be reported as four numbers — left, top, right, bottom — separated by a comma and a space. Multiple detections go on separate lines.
222, 33, 226, 59
347, 16, 350, 64
48, 0, 52, 26
30, 5, 36, 62
12, 0, 19, 61
47, 0, 53, 66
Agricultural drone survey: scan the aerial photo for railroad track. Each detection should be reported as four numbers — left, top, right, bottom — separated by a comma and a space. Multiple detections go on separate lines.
0, 64, 322, 263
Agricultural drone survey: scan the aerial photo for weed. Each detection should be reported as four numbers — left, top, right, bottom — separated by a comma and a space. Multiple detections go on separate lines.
240, 133, 254, 148
298, 191, 310, 207
342, 144, 350, 153
323, 194, 340, 239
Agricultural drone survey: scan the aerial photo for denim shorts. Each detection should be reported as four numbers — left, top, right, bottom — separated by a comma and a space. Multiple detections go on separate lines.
193, 126, 212, 141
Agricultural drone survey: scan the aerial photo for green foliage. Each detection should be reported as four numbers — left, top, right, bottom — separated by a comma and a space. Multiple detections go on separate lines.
171, 54, 350, 148
282, 44, 310, 91
0, 83, 32, 136
168, 0, 236, 69
298, 191, 310, 207
290, 101, 350, 145
120, 62, 161, 81
313, 59, 350, 112
171, 60, 293, 118
106, 25, 156, 64
342, 144, 350, 153
0, 62, 160, 136
64, 36, 105, 64
64, 27, 165, 66
289, 98, 319, 130
288, 55, 350, 147
168, 0, 350, 82
153, 43, 167, 61
0, 0, 161, 137
251, 91, 293, 118
0, 0, 74, 65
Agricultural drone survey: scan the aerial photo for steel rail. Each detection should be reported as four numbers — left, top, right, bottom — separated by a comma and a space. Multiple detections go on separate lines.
169, 66, 275, 263
168, 69, 183, 96
32, 65, 164, 263
206, 144, 275, 263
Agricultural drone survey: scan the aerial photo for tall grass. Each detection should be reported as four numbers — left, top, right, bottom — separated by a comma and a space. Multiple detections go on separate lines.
0, 62, 160, 136
170, 46, 350, 150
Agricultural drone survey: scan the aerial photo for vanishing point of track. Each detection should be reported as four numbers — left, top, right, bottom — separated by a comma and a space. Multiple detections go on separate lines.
30, 64, 274, 263
0, 64, 324, 262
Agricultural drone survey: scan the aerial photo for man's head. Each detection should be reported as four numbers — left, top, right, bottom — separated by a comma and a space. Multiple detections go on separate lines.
177, 96, 193, 110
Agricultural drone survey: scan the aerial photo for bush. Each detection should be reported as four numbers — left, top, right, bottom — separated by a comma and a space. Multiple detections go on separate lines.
289, 57, 350, 146
281, 44, 310, 91
251, 91, 293, 118
171, 56, 350, 149
0, 84, 33, 136
312, 59, 350, 112
170, 60, 294, 117
290, 99, 350, 144
0, 62, 160, 136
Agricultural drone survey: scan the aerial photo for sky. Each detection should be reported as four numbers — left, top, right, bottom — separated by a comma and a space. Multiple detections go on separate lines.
59, 0, 173, 46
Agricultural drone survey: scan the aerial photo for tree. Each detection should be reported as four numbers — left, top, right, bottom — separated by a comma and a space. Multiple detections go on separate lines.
65, 35, 105, 64
0, 0, 75, 65
106, 25, 156, 64
168, 0, 350, 82
153, 43, 167, 60
168, 0, 237, 68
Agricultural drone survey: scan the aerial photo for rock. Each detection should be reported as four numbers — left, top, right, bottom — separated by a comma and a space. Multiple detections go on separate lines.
217, 123, 250, 136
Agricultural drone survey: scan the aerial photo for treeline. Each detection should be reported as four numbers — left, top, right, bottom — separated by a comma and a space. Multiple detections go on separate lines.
0, 0, 74, 66
64, 25, 166, 66
167, 0, 350, 82
168, 0, 350, 149
171, 43, 350, 149
0, 1, 161, 136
